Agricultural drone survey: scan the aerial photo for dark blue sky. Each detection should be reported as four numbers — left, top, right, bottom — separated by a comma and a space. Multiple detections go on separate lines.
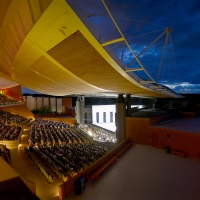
23, 0, 200, 94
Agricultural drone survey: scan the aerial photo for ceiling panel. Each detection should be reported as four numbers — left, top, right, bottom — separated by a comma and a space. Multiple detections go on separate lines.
0, 0, 12, 27
29, 55, 103, 93
47, 31, 165, 96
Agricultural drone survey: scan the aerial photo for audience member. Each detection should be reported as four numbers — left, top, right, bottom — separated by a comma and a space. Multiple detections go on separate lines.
0, 111, 27, 141
26, 119, 110, 182
0, 94, 21, 105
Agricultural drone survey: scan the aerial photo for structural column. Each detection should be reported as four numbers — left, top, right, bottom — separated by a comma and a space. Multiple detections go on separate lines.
153, 98, 157, 110
115, 94, 126, 143
76, 97, 84, 125
126, 94, 131, 117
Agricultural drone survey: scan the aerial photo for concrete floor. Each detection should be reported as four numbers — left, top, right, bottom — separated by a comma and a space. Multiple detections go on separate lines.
4, 123, 200, 200
67, 144, 200, 200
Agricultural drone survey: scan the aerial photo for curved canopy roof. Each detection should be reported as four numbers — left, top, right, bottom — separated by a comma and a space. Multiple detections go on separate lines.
0, 0, 180, 98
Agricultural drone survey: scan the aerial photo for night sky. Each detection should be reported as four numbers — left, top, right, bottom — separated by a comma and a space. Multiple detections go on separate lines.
23, 0, 200, 94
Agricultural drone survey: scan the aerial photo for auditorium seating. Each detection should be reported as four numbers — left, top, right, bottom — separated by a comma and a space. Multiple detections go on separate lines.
80, 125, 117, 143
24, 147, 56, 183
0, 110, 27, 124
0, 123, 22, 140
26, 119, 111, 183
0, 111, 27, 141
0, 94, 23, 106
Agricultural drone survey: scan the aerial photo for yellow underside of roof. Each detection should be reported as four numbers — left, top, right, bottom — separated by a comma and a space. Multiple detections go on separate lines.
0, 0, 178, 98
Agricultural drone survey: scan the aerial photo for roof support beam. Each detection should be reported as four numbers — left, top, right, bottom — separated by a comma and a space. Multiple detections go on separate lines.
102, 0, 157, 85
149, 85, 162, 89
101, 38, 125, 47
156, 88, 166, 90
127, 30, 166, 67
125, 68, 144, 72
157, 89, 168, 92
140, 81, 155, 84
157, 28, 171, 81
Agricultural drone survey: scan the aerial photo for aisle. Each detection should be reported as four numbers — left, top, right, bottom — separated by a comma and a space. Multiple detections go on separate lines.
67, 144, 200, 200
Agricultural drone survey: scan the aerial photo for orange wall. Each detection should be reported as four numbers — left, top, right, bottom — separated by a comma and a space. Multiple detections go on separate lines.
126, 116, 200, 158
62, 98, 72, 115
2, 85, 23, 101
150, 126, 200, 158
126, 114, 180, 145
0, 104, 34, 119
180, 111, 200, 118
62, 98, 72, 108
126, 117, 151, 145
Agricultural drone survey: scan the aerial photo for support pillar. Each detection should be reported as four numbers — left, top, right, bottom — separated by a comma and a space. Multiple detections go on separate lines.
152, 98, 157, 110
115, 94, 126, 143
126, 94, 131, 117
76, 97, 84, 125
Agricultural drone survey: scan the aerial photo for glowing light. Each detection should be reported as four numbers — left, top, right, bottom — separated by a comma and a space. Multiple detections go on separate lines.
87, 131, 93, 137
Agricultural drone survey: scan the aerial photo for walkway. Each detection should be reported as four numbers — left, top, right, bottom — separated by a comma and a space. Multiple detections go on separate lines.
68, 144, 200, 200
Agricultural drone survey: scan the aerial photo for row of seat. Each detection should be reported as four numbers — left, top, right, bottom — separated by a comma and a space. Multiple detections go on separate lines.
29, 127, 82, 146
0, 110, 27, 124
0, 111, 27, 141
0, 123, 21, 140
25, 147, 56, 183
29, 119, 81, 147
80, 125, 117, 143
0, 94, 18, 104
29, 146, 68, 182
